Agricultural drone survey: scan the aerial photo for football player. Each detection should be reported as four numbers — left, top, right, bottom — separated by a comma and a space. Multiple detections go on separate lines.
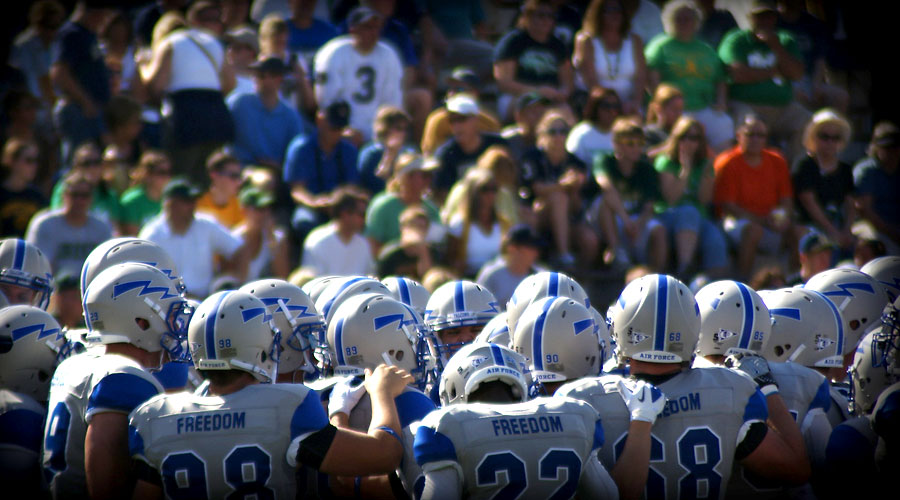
129, 290, 414, 498
0, 305, 63, 494
506, 270, 591, 335
382, 275, 431, 317
0, 238, 53, 310
424, 280, 500, 367
414, 342, 621, 499
558, 274, 811, 499
42, 262, 191, 498
324, 293, 436, 497
861, 255, 900, 302
693, 280, 831, 498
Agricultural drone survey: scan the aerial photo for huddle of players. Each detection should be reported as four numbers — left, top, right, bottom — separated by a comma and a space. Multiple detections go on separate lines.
1, 235, 898, 499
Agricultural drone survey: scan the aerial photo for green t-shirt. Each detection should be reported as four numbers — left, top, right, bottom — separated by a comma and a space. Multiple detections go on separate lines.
118, 185, 161, 226
645, 35, 724, 111
718, 28, 800, 106
593, 153, 660, 214
653, 154, 713, 216
50, 178, 121, 224
364, 192, 441, 244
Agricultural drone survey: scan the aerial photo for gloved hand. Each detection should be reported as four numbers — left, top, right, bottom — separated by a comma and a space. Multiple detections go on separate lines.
328, 375, 367, 418
617, 378, 666, 424
725, 351, 779, 396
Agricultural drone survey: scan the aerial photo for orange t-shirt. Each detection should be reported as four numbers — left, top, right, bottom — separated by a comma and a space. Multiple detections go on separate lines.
196, 192, 245, 228
713, 146, 793, 218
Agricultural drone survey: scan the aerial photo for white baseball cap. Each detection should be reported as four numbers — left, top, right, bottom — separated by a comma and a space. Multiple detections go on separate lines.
446, 94, 479, 116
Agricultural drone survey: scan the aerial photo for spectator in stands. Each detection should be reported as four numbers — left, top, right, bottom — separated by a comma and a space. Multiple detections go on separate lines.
566, 86, 621, 166
793, 109, 855, 254
357, 105, 414, 195
423, 0, 494, 82
48, 272, 83, 329
366, 153, 442, 255
593, 116, 667, 270
99, 11, 140, 96
494, 0, 573, 119
223, 27, 258, 98
443, 146, 522, 230
718, 0, 809, 163
197, 151, 245, 228
694, 0, 737, 48
117, 150, 172, 235
714, 115, 799, 280
644, 83, 684, 152
776, 0, 849, 113
445, 168, 511, 277
787, 231, 834, 285
283, 100, 360, 241
431, 94, 507, 204
258, 13, 315, 115
51, 1, 113, 159
749, 265, 786, 291
853, 239, 886, 269
227, 57, 307, 167
10, 0, 65, 108
521, 111, 598, 268
140, 0, 236, 186
420, 67, 501, 156
49, 143, 120, 226
646, 0, 733, 151
25, 172, 112, 276
623, 0, 664, 45
103, 95, 144, 165
654, 116, 729, 278
853, 122, 900, 254
313, 6, 404, 143
574, 0, 647, 115
139, 178, 248, 297
134, 0, 188, 48
1, 90, 58, 193
501, 92, 549, 163
221, 0, 252, 32
376, 205, 436, 281
476, 223, 545, 307
0, 139, 46, 237
233, 186, 289, 280
302, 187, 375, 276
287, 0, 338, 70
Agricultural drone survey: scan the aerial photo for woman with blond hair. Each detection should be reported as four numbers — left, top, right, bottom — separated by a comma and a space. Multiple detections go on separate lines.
644, 83, 684, 151
654, 116, 728, 277
441, 145, 521, 227
0, 139, 46, 237
446, 168, 513, 277
793, 108, 856, 252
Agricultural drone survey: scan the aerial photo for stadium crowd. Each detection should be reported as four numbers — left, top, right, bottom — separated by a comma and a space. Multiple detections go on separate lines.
1, 0, 899, 498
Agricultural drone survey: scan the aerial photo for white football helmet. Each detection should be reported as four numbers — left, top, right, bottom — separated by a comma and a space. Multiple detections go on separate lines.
302, 275, 345, 304
506, 271, 590, 335
83, 262, 192, 360
695, 280, 771, 358
424, 280, 500, 363
760, 288, 845, 368
0, 305, 62, 401
315, 276, 391, 325
850, 327, 900, 416
80, 237, 184, 299
475, 312, 511, 347
589, 305, 614, 366
326, 293, 426, 382
188, 290, 281, 383
382, 276, 430, 317
239, 279, 328, 377
861, 256, 900, 303
512, 296, 601, 384
0, 238, 53, 310
439, 342, 529, 406
805, 268, 889, 353
610, 274, 701, 364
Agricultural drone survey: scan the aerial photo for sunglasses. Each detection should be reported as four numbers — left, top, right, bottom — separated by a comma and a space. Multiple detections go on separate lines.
220, 171, 242, 180
545, 127, 570, 136
817, 132, 842, 142
448, 114, 470, 123
743, 131, 767, 138
615, 138, 643, 147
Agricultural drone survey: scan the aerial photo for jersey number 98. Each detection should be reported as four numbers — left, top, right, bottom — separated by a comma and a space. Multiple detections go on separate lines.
161, 445, 274, 499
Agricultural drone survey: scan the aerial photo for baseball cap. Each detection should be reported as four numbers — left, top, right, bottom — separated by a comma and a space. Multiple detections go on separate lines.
239, 187, 275, 208
446, 94, 479, 115
224, 27, 259, 52
448, 66, 479, 88
873, 122, 900, 147
505, 224, 543, 249
248, 56, 287, 75
348, 6, 382, 27
749, 0, 777, 14
516, 91, 549, 111
799, 231, 835, 254
162, 178, 201, 200
324, 100, 351, 128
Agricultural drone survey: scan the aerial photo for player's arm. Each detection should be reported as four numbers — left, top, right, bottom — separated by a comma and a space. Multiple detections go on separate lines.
421, 468, 462, 500
132, 479, 162, 500
611, 379, 666, 500
579, 452, 620, 499
739, 422, 810, 486
86, 412, 133, 500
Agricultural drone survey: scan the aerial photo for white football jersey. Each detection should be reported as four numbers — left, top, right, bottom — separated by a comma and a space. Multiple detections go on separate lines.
129, 383, 328, 499
413, 397, 611, 499
1, 389, 47, 493
313, 36, 404, 140
42, 352, 163, 498
558, 368, 768, 500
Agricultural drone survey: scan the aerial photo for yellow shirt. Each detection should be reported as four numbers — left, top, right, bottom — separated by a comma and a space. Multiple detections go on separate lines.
420, 108, 501, 156
196, 192, 245, 228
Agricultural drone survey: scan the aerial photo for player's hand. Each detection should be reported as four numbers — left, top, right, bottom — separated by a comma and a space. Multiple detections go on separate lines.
365, 364, 414, 399
725, 352, 779, 396
328, 375, 367, 418
617, 378, 666, 424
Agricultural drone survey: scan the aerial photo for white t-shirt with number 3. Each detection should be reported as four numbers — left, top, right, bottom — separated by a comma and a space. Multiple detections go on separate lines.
313, 36, 404, 141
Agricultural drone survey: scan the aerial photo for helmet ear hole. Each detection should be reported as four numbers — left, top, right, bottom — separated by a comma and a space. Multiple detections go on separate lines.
135, 317, 151, 330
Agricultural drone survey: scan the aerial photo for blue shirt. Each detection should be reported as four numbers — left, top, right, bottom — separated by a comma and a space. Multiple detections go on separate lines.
288, 18, 338, 67
357, 142, 418, 195
853, 156, 900, 226
227, 91, 309, 165
283, 130, 360, 194
53, 21, 110, 104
